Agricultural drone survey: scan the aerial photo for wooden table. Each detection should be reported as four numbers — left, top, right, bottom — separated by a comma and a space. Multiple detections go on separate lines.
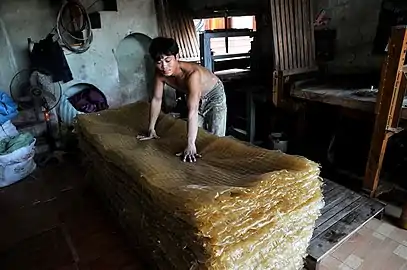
215, 68, 252, 83
290, 80, 407, 119
216, 69, 268, 144
306, 179, 385, 270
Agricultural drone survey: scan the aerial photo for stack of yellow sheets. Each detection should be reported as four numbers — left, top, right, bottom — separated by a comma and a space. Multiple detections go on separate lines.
76, 101, 324, 269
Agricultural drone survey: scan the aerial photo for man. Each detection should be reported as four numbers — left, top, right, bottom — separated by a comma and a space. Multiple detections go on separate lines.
137, 37, 227, 162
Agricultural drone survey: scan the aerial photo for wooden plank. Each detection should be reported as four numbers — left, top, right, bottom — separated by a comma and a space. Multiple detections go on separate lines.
275, 0, 285, 71
389, 75, 407, 128
272, 70, 284, 107
288, 0, 297, 69
246, 91, 256, 144
180, 14, 194, 59
307, 196, 384, 262
308, 0, 316, 68
161, 0, 179, 56
167, 1, 186, 59
322, 179, 336, 194
320, 185, 349, 215
282, 66, 318, 76
270, 0, 316, 76
364, 26, 407, 196
280, 0, 290, 70
161, 0, 199, 60
182, 13, 199, 58
295, 0, 305, 68
302, 0, 310, 68
323, 178, 342, 189
293, 0, 300, 67
322, 182, 344, 200
270, 0, 281, 70
318, 189, 360, 222
290, 87, 378, 111
401, 202, 407, 230
290, 87, 407, 120
312, 194, 362, 239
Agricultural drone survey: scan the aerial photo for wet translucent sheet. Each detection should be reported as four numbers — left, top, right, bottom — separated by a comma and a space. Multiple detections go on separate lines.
76, 101, 324, 270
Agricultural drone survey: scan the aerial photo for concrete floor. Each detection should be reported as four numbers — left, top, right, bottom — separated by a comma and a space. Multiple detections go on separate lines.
1, 156, 407, 270
0, 156, 142, 270
319, 217, 407, 270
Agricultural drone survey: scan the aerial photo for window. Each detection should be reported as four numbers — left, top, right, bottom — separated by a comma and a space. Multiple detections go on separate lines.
194, 15, 256, 56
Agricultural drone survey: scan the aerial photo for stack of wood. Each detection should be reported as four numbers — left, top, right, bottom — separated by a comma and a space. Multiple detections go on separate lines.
76, 101, 324, 269
154, 0, 199, 61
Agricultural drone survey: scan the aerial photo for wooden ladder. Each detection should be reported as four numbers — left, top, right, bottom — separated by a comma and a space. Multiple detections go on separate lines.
364, 26, 407, 197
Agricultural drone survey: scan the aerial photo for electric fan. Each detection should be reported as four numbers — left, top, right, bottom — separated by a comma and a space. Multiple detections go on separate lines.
9, 69, 62, 151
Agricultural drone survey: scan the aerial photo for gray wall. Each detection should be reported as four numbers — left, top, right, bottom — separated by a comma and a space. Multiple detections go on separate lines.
314, 0, 384, 73
0, 0, 158, 108
0, 0, 387, 106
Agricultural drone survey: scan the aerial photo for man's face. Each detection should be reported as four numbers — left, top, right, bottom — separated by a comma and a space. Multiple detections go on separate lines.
155, 54, 178, 76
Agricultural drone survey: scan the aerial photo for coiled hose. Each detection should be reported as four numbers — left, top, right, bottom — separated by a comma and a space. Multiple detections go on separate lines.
56, 0, 93, 54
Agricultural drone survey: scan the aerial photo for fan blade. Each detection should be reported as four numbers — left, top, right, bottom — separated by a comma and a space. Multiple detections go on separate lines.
29, 72, 38, 87
15, 96, 34, 103
41, 90, 57, 103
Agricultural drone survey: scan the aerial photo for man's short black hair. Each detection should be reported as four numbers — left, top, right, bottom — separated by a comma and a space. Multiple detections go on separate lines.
149, 37, 179, 61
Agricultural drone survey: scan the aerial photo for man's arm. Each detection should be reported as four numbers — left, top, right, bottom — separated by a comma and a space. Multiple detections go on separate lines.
148, 75, 164, 132
186, 73, 201, 148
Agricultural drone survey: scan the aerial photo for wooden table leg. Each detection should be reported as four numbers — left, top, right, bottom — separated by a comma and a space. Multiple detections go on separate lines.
246, 91, 256, 144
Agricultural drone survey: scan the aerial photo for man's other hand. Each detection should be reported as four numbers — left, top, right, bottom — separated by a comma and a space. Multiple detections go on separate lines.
137, 129, 160, 141
176, 144, 201, 163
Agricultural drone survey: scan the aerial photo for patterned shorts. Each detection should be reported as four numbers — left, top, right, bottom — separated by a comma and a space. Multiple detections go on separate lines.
198, 80, 227, 137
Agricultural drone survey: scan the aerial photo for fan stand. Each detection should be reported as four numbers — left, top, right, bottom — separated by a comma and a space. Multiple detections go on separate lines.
35, 99, 64, 167
10, 69, 64, 167
30, 89, 61, 167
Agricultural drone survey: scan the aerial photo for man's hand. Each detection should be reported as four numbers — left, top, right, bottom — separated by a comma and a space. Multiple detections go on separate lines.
176, 144, 202, 163
137, 129, 160, 141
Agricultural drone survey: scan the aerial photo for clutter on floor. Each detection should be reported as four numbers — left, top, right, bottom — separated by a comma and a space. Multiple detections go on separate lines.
0, 91, 36, 188
59, 84, 109, 126
76, 101, 324, 269
0, 132, 34, 154
0, 92, 19, 124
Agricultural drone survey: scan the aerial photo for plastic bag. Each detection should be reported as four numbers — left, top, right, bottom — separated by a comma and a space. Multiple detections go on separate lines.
0, 139, 36, 188
0, 120, 19, 140
0, 91, 18, 125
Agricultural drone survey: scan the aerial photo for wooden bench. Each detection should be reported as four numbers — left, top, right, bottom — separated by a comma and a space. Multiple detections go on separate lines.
306, 179, 385, 270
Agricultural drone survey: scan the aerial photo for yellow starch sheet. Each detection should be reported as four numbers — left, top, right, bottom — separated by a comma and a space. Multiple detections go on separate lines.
76, 101, 324, 269
76, 101, 321, 205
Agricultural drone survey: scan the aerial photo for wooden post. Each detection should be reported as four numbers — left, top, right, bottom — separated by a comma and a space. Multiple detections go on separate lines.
363, 26, 407, 197
199, 33, 213, 72
272, 70, 284, 107
401, 202, 407, 230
